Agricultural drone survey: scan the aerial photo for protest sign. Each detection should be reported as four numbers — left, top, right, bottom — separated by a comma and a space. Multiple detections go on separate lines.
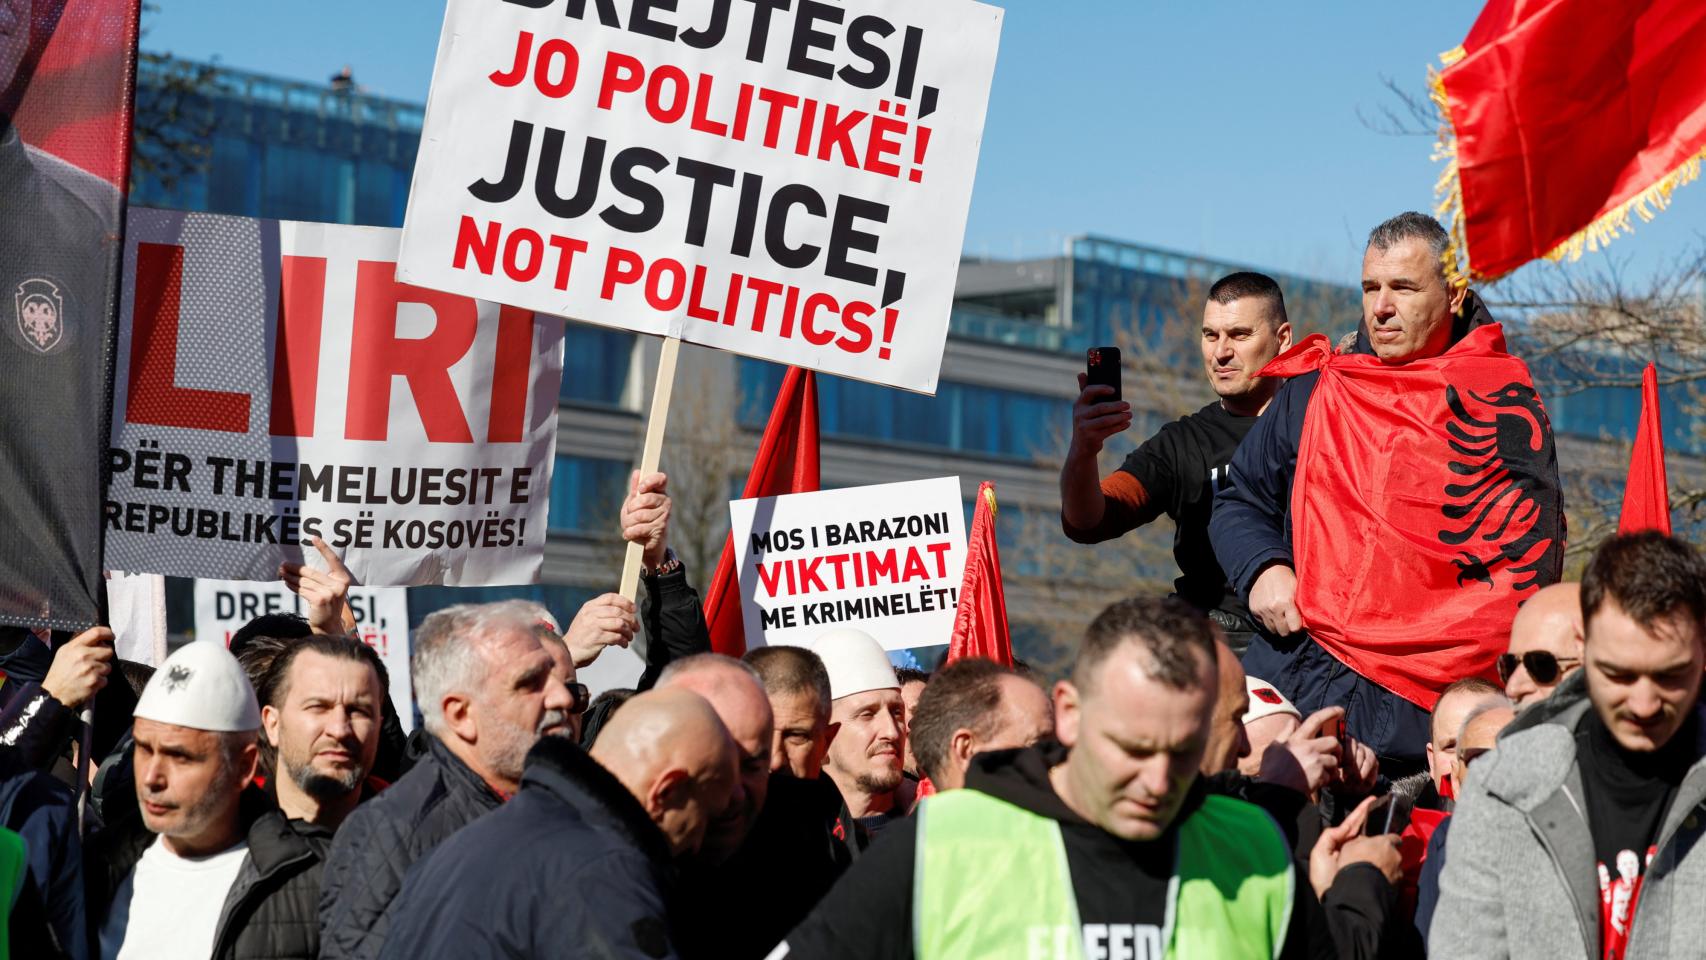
105, 208, 564, 587
193, 578, 415, 732
397, 0, 1002, 394
729, 476, 966, 651
0, 0, 140, 630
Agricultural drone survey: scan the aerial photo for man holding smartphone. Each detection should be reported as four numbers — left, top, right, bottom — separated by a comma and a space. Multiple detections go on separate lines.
1060, 272, 1292, 655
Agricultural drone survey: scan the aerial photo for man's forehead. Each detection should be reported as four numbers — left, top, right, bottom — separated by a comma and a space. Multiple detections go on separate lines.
1431, 692, 1485, 739
1202, 297, 1272, 329
833, 687, 900, 717
288, 649, 380, 691
1362, 238, 1439, 278
1462, 709, 1514, 749
133, 717, 221, 748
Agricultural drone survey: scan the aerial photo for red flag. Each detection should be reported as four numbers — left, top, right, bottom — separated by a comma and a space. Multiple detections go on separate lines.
947, 482, 1012, 666
1432, 0, 1706, 281
703, 367, 819, 656
1265, 327, 1564, 710
1618, 363, 1671, 535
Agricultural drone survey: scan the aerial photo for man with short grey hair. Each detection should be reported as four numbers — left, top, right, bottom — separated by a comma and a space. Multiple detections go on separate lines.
318, 601, 577, 960
1211, 211, 1563, 770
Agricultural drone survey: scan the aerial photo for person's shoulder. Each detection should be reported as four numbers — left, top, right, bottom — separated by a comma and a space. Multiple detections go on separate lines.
22, 144, 119, 233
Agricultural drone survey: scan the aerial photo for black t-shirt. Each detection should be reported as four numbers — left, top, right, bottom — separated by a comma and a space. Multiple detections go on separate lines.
1117, 402, 1256, 613
776, 743, 1327, 960
1577, 711, 1695, 960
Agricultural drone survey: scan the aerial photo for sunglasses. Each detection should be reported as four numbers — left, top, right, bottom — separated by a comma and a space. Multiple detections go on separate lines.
567, 682, 591, 715
1496, 651, 1580, 686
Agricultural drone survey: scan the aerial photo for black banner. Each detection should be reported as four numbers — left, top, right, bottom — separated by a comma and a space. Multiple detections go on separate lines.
0, 0, 140, 628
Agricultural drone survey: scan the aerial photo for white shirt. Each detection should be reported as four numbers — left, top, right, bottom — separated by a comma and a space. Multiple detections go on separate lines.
99, 836, 249, 960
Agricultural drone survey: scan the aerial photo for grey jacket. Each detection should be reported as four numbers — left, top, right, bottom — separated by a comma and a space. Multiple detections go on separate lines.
1431, 672, 1706, 959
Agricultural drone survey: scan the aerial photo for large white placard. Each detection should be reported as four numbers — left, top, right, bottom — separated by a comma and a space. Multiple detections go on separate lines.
730, 477, 967, 651
105, 208, 564, 586
193, 578, 415, 732
397, 0, 1002, 394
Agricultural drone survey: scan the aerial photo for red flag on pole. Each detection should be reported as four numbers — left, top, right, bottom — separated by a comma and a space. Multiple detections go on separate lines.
703, 367, 819, 656
1431, 0, 1706, 282
1618, 363, 1671, 535
948, 482, 1013, 667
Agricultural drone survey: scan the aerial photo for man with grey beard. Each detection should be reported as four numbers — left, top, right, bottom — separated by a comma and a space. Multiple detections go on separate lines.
318, 601, 580, 960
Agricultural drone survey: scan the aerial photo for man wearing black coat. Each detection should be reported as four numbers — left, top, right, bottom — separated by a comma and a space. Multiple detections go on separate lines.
317, 601, 577, 960
379, 689, 739, 960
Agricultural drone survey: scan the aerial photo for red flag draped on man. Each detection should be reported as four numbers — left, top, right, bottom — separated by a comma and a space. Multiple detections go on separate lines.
1266, 326, 1564, 709
1433, 0, 1706, 282
703, 367, 819, 656
1618, 363, 1672, 535
947, 481, 1012, 667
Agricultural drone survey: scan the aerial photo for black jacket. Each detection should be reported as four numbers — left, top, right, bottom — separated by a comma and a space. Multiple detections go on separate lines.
212, 812, 329, 960
378, 735, 679, 960
318, 734, 503, 960
676, 773, 855, 960
88, 787, 328, 960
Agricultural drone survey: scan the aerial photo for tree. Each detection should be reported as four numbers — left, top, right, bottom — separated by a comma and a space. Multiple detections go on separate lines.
131, 4, 225, 193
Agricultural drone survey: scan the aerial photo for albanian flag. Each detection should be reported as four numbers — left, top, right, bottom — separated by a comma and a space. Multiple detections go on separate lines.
1432, 0, 1706, 281
1618, 363, 1672, 535
1269, 326, 1564, 710
704, 366, 819, 657
0, 0, 141, 630
947, 481, 1012, 667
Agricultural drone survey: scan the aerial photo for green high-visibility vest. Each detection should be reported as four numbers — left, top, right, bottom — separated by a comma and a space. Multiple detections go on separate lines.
0, 827, 27, 960
913, 788, 1293, 960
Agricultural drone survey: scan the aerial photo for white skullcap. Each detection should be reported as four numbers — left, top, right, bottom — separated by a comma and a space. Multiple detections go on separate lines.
134, 641, 261, 733
809, 628, 898, 701
1244, 675, 1301, 725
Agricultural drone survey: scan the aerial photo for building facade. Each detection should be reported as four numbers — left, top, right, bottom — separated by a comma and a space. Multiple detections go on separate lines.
133, 58, 1678, 670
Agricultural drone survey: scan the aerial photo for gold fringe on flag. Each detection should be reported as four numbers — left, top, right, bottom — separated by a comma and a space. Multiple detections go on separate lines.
1430, 42, 1706, 284
1428, 48, 1470, 287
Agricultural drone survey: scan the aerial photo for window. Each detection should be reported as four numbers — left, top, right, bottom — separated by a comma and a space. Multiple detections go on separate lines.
405, 584, 600, 629
547, 456, 630, 534
560, 325, 635, 407
735, 358, 1060, 461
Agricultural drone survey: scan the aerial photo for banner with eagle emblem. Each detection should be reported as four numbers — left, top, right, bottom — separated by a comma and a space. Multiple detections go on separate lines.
0, 0, 140, 629
1266, 325, 1564, 710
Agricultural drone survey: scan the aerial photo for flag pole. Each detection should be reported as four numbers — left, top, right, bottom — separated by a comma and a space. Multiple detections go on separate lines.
619, 335, 681, 602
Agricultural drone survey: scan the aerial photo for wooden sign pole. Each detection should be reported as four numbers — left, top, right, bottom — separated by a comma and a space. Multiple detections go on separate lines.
619, 335, 681, 601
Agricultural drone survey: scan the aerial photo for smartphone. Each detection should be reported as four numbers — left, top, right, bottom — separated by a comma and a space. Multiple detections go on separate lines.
1361, 793, 1415, 836
1086, 347, 1121, 403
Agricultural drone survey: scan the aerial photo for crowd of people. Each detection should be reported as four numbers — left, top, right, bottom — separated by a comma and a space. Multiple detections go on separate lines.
0, 210, 1694, 960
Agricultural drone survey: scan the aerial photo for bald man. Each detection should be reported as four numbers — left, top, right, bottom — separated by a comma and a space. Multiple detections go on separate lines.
1501, 582, 1583, 708
379, 690, 737, 960
1415, 698, 1515, 949
656, 654, 774, 863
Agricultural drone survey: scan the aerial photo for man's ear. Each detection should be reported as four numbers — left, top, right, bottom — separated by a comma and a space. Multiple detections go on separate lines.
1053, 680, 1082, 749
822, 721, 841, 750
950, 728, 976, 765
260, 704, 282, 749
647, 767, 691, 817
1276, 321, 1293, 351
441, 693, 477, 744
236, 737, 261, 788
1449, 281, 1470, 316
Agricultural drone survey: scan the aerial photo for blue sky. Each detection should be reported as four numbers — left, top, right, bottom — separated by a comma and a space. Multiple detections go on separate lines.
144, 0, 1705, 290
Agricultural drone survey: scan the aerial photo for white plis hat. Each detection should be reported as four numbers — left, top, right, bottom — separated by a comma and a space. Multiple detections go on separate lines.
134, 641, 262, 733
809, 628, 898, 701
1244, 675, 1302, 725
